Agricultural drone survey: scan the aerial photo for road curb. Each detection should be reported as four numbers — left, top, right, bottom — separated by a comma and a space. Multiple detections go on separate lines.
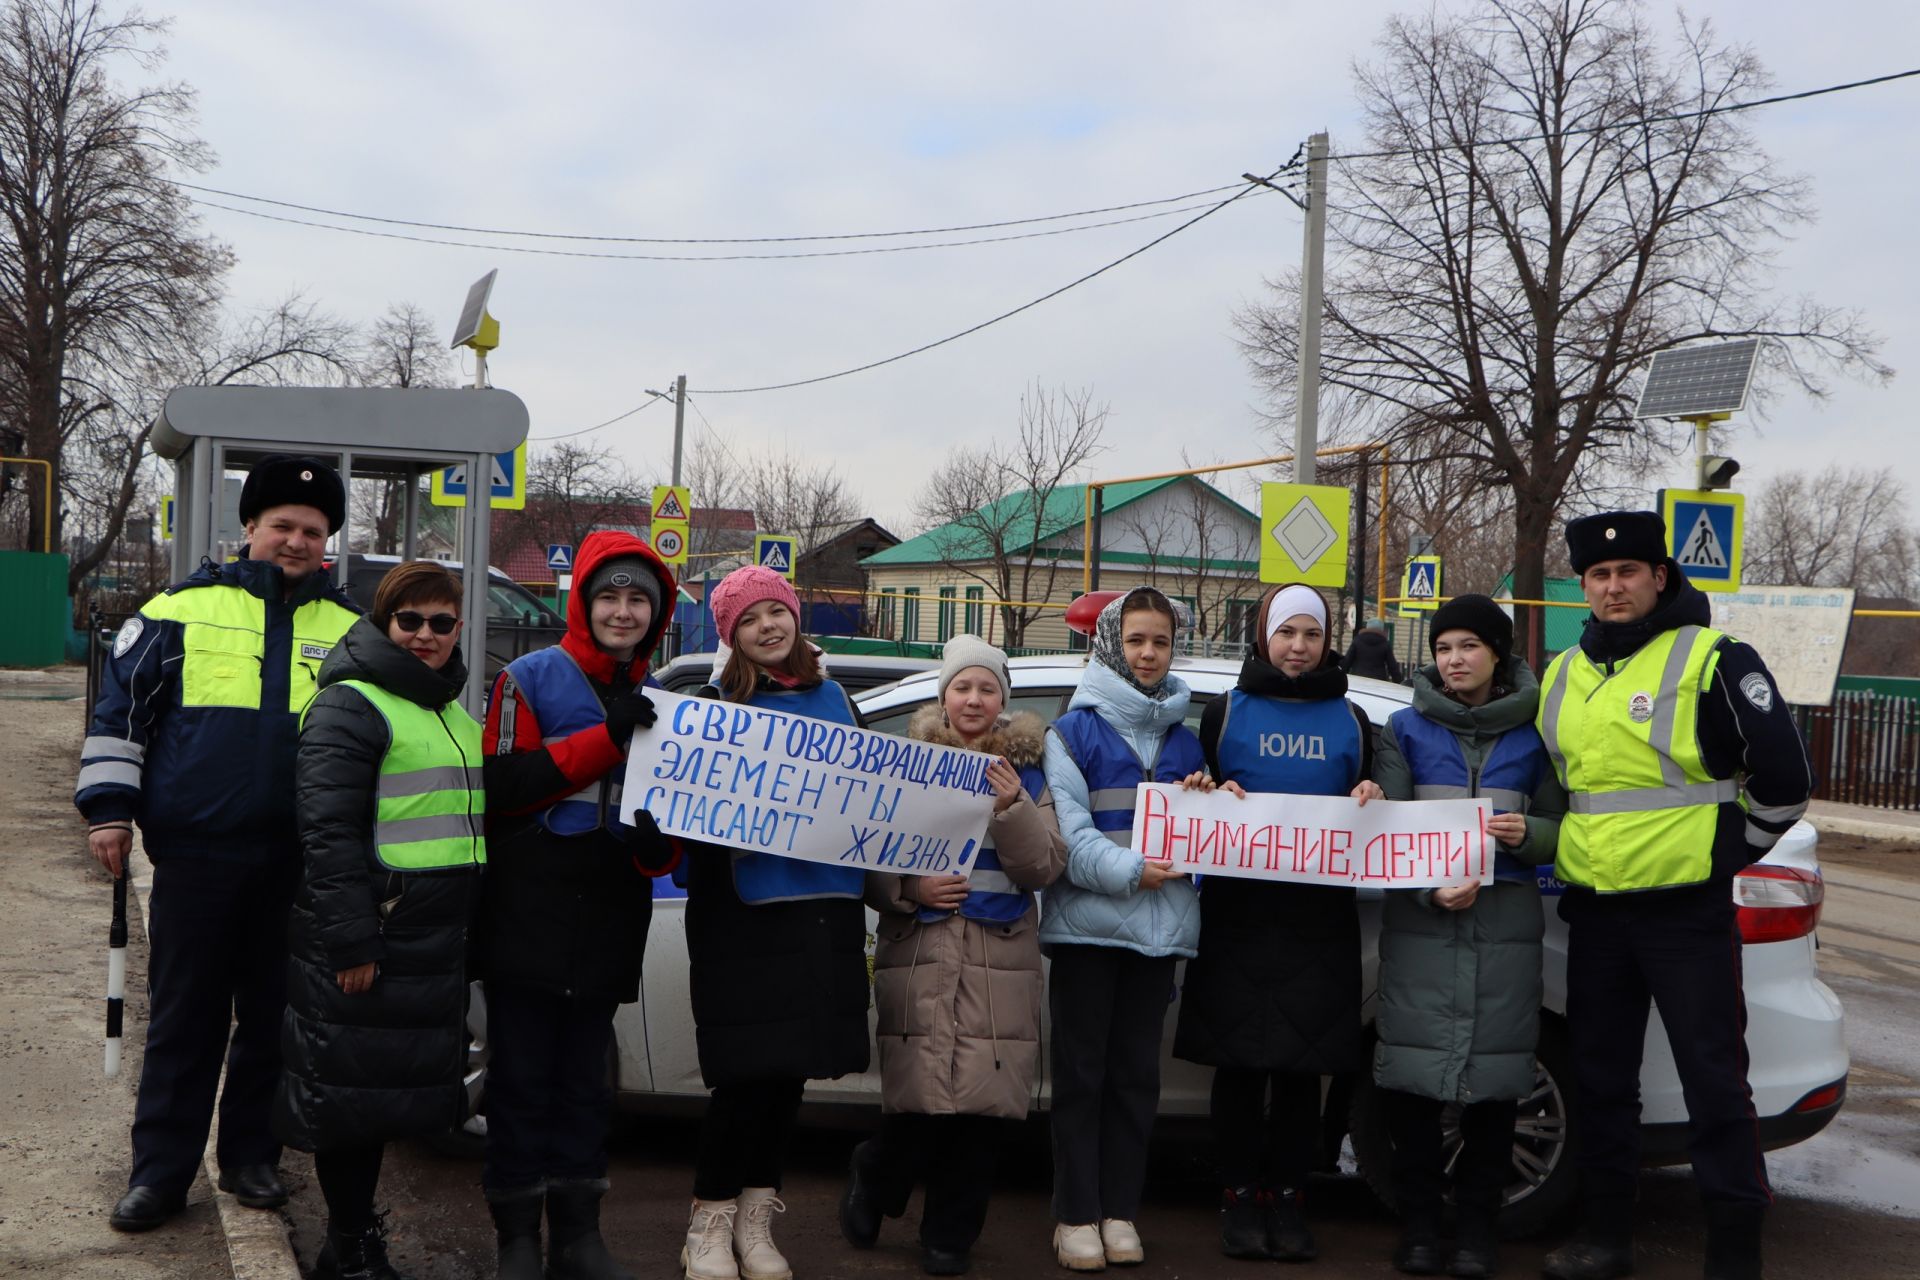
127, 848, 304, 1280
1806, 814, 1920, 844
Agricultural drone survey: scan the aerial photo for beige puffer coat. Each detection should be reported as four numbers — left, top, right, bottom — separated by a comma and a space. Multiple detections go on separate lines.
867, 709, 1067, 1119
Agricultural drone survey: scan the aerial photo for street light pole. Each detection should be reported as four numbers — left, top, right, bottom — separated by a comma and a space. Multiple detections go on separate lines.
672, 373, 687, 488
1295, 131, 1329, 485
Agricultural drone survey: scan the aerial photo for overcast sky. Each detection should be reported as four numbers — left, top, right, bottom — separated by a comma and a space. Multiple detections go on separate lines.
157, 0, 1919, 538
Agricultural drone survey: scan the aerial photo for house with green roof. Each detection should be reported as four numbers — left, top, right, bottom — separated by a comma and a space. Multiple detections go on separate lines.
860, 476, 1262, 651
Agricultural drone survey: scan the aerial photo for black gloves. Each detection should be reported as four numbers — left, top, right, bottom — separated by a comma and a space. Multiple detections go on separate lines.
603, 691, 658, 746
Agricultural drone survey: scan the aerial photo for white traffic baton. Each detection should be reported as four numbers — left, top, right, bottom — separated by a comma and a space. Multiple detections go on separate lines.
105, 871, 127, 1077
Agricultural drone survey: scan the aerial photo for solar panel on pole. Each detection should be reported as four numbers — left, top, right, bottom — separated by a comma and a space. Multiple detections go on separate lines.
1632, 339, 1761, 419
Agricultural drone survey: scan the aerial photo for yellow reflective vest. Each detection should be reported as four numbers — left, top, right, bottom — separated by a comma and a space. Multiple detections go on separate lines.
142, 579, 358, 717
1536, 625, 1739, 892
329, 679, 487, 872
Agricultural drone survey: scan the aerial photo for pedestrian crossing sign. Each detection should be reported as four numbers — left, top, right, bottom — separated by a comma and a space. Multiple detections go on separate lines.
1399, 554, 1442, 616
1659, 489, 1744, 592
429, 443, 528, 510
755, 534, 796, 579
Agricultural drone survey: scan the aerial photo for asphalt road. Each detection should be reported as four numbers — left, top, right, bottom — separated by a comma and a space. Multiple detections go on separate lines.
282, 838, 1920, 1279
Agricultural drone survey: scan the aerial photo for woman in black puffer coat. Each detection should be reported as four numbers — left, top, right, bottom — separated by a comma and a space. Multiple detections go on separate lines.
277, 562, 485, 1280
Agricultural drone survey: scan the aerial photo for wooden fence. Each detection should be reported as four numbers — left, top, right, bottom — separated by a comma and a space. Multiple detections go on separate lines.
1795, 691, 1920, 811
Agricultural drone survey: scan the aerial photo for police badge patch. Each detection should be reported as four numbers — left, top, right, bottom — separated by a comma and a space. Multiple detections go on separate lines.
1628, 691, 1655, 724
1740, 672, 1774, 713
112, 617, 144, 658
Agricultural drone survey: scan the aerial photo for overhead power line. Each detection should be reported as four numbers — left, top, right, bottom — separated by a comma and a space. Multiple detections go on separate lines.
529, 390, 669, 441
188, 192, 1281, 262
177, 178, 1248, 245
688, 159, 1302, 396
1327, 66, 1920, 162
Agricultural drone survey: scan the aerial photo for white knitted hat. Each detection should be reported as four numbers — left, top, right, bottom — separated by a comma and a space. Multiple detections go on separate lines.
937, 633, 1011, 702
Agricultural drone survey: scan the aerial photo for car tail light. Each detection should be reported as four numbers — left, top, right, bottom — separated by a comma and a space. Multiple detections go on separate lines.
1733, 864, 1823, 944
1792, 1080, 1846, 1113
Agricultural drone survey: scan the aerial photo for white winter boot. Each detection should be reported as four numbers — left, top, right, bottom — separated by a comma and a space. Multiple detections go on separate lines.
1054, 1222, 1107, 1272
682, 1199, 740, 1280
1100, 1218, 1145, 1266
734, 1188, 792, 1280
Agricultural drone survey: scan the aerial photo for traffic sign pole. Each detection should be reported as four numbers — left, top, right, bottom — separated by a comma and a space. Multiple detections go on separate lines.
1295, 132, 1328, 486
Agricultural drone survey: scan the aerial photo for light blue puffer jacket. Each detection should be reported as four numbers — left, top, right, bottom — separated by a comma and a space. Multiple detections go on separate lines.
1038, 661, 1202, 958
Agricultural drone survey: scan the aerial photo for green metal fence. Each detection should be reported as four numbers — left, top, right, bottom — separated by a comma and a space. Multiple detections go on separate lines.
0, 552, 70, 667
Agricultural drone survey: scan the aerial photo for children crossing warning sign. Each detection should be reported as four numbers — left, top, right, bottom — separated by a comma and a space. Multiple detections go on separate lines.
652, 485, 690, 524
1659, 489, 1744, 593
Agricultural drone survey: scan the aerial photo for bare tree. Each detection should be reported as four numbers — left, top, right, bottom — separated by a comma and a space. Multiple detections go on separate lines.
913, 382, 1108, 647
492, 440, 647, 568
0, 0, 230, 561
679, 433, 862, 582
1235, 0, 1887, 661
349, 302, 453, 552
58, 293, 357, 591
1111, 474, 1261, 649
1745, 466, 1917, 599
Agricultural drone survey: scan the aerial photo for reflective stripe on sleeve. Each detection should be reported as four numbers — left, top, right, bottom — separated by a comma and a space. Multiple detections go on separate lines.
76, 761, 143, 791
82, 736, 146, 763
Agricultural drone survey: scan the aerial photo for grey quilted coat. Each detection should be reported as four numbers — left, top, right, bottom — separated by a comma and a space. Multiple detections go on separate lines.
867, 709, 1067, 1119
1369, 658, 1564, 1104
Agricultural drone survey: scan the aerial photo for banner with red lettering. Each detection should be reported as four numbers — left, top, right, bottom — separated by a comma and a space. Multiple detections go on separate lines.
1131, 784, 1492, 888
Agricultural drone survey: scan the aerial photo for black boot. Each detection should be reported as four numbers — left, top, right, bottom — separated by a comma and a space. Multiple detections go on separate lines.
543, 1179, 635, 1280
1261, 1187, 1318, 1262
486, 1185, 545, 1280
1542, 1198, 1634, 1280
1446, 1205, 1498, 1278
1393, 1216, 1444, 1276
1219, 1186, 1271, 1259
841, 1138, 907, 1249
1703, 1202, 1763, 1280
314, 1215, 408, 1280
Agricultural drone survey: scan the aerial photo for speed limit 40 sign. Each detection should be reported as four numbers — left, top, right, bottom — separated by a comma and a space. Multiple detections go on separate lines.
652, 520, 689, 566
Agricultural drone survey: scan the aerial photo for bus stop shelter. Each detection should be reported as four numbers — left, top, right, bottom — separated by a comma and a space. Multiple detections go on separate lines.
151, 385, 530, 714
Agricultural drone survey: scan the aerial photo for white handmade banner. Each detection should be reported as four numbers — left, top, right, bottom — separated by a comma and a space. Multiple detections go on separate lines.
1131, 784, 1492, 888
621, 690, 998, 874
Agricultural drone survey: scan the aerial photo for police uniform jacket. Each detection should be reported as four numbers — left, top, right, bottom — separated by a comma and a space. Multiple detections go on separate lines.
276, 618, 484, 1152
1541, 568, 1813, 907
75, 555, 359, 861
1172, 652, 1374, 1073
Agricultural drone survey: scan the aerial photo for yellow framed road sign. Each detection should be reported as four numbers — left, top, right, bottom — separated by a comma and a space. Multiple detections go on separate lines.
1259, 482, 1349, 587
430, 443, 528, 510
651, 485, 691, 524
651, 520, 690, 567
1399, 555, 1442, 617
1659, 488, 1744, 593
754, 534, 797, 580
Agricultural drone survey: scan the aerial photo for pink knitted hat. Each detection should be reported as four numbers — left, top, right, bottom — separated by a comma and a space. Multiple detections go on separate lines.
709, 565, 802, 644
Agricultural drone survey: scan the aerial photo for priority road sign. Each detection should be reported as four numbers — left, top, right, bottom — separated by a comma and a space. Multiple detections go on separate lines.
755, 534, 796, 579
546, 543, 574, 572
652, 521, 689, 566
1659, 488, 1744, 592
430, 443, 528, 510
1399, 554, 1442, 617
652, 485, 691, 524
1259, 483, 1350, 587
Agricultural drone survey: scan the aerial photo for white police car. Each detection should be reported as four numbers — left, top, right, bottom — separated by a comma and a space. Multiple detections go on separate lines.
466, 653, 1846, 1231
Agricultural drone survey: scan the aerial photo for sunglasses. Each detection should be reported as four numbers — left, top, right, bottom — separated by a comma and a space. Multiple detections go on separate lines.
392, 610, 459, 636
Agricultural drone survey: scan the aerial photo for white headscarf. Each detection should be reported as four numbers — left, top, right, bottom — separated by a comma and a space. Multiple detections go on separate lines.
1264, 584, 1329, 644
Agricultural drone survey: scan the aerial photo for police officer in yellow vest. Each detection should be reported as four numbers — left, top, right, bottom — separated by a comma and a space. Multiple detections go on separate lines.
1538, 512, 1812, 1280
75, 455, 359, 1232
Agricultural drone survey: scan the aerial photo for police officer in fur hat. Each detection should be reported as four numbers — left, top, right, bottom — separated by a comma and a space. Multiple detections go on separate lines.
1537, 512, 1812, 1280
76, 454, 359, 1231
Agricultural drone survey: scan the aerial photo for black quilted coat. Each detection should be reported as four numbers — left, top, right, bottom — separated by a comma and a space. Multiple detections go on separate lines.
274, 619, 482, 1153
1172, 657, 1373, 1073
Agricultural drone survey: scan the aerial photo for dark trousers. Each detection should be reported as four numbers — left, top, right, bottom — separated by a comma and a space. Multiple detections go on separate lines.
1209, 1068, 1323, 1192
482, 983, 620, 1193
1047, 944, 1177, 1225
694, 1077, 806, 1200
1563, 890, 1770, 1211
1383, 1089, 1517, 1226
130, 856, 297, 1194
314, 1143, 385, 1233
865, 1112, 1009, 1253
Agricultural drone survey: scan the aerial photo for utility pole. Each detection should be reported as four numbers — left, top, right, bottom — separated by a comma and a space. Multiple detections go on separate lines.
1294, 131, 1329, 485
672, 374, 687, 487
